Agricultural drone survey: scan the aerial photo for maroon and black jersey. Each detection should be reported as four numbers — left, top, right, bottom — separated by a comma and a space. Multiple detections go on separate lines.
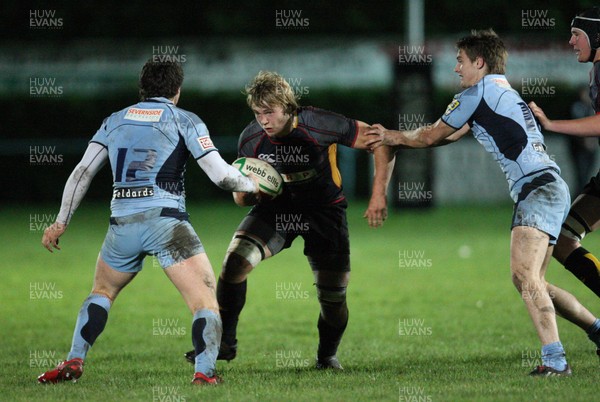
238, 106, 358, 207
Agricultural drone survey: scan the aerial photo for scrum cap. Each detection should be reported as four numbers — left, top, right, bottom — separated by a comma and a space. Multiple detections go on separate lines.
572, 7, 600, 61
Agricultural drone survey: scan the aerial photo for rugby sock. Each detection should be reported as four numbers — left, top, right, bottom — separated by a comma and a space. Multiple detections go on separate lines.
563, 247, 600, 298
586, 318, 600, 348
316, 298, 349, 358
67, 294, 111, 360
216, 278, 246, 346
541, 341, 567, 371
192, 309, 222, 377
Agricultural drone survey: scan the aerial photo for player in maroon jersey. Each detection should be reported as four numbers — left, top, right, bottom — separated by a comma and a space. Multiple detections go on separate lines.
185, 70, 391, 369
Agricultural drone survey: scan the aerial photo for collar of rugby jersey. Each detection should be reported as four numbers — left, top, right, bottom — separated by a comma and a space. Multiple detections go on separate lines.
144, 97, 174, 104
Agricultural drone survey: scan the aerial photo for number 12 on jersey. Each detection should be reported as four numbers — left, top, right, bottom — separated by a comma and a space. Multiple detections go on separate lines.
115, 148, 158, 183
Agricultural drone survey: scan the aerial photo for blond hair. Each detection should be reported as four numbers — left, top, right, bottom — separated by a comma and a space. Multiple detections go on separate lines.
244, 71, 299, 114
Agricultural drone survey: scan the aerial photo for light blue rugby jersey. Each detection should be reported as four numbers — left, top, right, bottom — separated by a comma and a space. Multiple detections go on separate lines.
441, 75, 560, 197
90, 97, 217, 217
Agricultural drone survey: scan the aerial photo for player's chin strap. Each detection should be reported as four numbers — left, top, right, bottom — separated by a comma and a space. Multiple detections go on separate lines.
572, 15, 600, 62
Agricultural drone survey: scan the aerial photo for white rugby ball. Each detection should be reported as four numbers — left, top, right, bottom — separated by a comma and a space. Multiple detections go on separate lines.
232, 157, 283, 198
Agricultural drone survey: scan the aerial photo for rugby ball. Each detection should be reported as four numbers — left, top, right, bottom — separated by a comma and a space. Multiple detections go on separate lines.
232, 157, 283, 198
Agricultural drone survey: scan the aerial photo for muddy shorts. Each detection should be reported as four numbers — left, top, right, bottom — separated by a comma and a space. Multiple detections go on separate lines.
100, 207, 204, 272
511, 169, 571, 245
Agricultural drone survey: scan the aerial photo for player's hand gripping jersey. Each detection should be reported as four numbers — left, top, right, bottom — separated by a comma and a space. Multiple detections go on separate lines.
91, 97, 218, 217
441, 75, 560, 197
238, 107, 358, 206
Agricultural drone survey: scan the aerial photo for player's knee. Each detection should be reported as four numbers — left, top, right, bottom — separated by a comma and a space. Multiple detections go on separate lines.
316, 284, 347, 306
316, 284, 348, 327
510, 268, 533, 290
553, 234, 580, 264
511, 272, 545, 296
559, 213, 590, 246
221, 253, 251, 283
226, 235, 264, 265
511, 272, 523, 292
222, 236, 264, 283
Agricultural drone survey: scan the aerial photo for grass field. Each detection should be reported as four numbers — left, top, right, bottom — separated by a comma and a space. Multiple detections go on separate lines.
2, 200, 600, 401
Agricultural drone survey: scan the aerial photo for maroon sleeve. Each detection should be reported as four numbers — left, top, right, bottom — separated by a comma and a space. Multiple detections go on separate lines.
297, 107, 358, 147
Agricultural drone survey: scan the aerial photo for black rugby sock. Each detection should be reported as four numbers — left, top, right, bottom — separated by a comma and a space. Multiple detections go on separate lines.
317, 302, 348, 358
563, 247, 600, 298
216, 278, 247, 345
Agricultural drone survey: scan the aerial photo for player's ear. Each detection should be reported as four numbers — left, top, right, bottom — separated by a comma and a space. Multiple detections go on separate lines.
476, 57, 485, 70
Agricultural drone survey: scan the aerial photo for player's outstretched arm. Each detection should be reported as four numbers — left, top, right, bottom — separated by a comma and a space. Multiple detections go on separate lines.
529, 101, 600, 137
364, 145, 395, 228
365, 119, 461, 150
42, 142, 108, 252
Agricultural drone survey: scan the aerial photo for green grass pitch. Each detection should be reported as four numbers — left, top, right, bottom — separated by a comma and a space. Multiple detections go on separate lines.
2, 201, 599, 401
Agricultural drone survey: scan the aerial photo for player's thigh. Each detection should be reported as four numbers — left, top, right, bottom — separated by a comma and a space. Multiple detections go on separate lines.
510, 173, 558, 273
144, 217, 205, 269
510, 226, 550, 282
163, 253, 218, 313
553, 233, 580, 263
303, 204, 351, 287
554, 192, 600, 262
92, 255, 137, 301
511, 171, 570, 248
140, 216, 213, 312
303, 203, 350, 260
569, 193, 600, 232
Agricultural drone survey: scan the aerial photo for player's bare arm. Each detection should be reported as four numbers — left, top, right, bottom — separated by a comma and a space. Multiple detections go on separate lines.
42, 142, 108, 253
350, 121, 376, 150
365, 119, 468, 150
529, 101, 600, 137
364, 145, 395, 228
364, 120, 469, 228
337, 120, 395, 227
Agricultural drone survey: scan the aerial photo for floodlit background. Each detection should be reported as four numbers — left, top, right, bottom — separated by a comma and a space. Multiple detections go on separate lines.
2, 0, 599, 205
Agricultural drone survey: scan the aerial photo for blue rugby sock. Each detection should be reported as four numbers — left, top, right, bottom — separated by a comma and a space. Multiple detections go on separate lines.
192, 309, 222, 377
541, 341, 567, 371
67, 294, 111, 360
587, 318, 600, 348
